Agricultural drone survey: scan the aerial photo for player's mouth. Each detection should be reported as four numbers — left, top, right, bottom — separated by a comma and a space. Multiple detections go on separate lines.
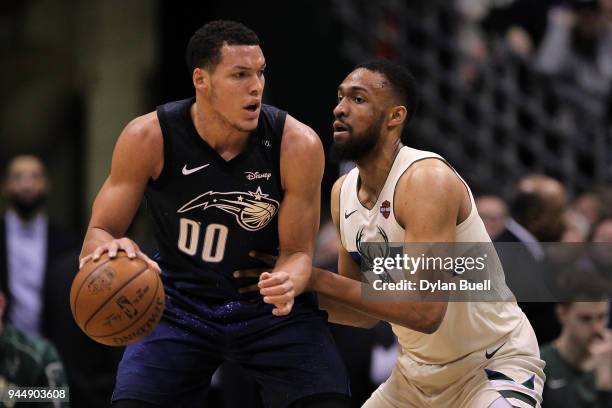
333, 121, 351, 139
244, 101, 261, 119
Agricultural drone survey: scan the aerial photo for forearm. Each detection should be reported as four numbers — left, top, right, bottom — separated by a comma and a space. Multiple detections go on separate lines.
274, 251, 312, 295
318, 294, 379, 328
313, 268, 445, 334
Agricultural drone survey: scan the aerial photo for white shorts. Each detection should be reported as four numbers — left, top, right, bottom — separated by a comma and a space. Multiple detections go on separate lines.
363, 315, 545, 408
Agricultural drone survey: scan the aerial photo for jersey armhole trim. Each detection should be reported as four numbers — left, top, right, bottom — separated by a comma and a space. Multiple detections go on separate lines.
149, 106, 172, 188
273, 109, 287, 195
338, 174, 350, 249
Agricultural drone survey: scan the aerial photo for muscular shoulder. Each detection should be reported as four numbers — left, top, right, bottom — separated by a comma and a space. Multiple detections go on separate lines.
120, 111, 162, 151
114, 111, 163, 179
280, 114, 323, 158
394, 158, 465, 232
279, 114, 324, 189
398, 158, 463, 197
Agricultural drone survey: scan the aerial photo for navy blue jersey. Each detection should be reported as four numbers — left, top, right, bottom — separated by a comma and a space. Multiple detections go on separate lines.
145, 97, 286, 302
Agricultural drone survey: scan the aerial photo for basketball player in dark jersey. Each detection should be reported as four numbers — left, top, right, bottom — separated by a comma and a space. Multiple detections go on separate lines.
78, 20, 349, 408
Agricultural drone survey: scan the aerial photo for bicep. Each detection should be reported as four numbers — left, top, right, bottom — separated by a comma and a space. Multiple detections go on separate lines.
278, 119, 324, 254
88, 117, 161, 237
89, 175, 146, 237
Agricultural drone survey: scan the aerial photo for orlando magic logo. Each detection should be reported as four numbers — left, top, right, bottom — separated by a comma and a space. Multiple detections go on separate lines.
356, 225, 395, 283
177, 186, 279, 231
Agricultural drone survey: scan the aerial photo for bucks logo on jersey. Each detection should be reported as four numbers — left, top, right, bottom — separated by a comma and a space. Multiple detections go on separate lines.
355, 225, 395, 283
178, 186, 279, 231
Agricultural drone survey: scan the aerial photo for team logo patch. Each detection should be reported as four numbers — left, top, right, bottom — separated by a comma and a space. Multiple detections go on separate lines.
380, 200, 391, 219
177, 186, 279, 231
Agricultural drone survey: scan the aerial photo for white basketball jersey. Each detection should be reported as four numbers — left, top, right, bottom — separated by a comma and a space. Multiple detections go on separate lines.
339, 147, 525, 368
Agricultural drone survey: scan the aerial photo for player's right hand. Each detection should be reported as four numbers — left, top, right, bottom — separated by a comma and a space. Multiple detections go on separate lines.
258, 271, 295, 316
79, 238, 161, 274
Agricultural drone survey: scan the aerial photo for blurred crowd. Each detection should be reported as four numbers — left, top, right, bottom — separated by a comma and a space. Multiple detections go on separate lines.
457, 0, 612, 105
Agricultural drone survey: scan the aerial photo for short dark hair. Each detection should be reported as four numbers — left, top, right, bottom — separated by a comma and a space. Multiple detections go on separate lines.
185, 20, 260, 73
354, 59, 419, 136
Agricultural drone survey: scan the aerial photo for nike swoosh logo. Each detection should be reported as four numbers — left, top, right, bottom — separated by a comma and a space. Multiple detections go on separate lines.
344, 209, 358, 219
547, 378, 567, 389
485, 342, 506, 359
182, 164, 209, 175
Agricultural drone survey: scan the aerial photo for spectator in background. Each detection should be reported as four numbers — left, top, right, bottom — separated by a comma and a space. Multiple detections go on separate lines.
592, 217, 612, 242
497, 174, 568, 245
562, 210, 591, 242
573, 190, 604, 227
0, 289, 68, 407
588, 218, 612, 314
475, 195, 508, 240
0, 155, 77, 336
541, 301, 612, 407
496, 175, 568, 344
535, 0, 612, 101
480, 0, 553, 57
0, 155, 119, 407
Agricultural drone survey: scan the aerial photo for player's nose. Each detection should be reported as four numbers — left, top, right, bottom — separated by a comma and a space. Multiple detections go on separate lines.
333, 99, 347, 119
249, 75, 264, 96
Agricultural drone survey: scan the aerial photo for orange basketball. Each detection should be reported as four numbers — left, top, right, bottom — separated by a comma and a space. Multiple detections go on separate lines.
70, 252, 165, 347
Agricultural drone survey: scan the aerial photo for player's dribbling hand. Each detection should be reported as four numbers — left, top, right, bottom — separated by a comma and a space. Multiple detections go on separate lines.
79, 238, 161, 274
258, 271, 295, 316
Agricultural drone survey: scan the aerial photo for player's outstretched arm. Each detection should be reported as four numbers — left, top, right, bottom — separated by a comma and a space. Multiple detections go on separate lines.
310, 160, 462, 334
79, 112, 162, 273
258, 115, 323, 316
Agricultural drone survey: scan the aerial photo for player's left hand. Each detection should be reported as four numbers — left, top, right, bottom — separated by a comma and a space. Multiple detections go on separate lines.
258, 270, 295, 316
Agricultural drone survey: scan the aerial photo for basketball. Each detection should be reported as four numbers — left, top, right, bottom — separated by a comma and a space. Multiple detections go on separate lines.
70, 252, 165, 347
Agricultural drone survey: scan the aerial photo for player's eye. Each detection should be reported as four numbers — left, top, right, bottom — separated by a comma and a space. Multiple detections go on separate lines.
353, 96, 365, 104
257, 70, 265, 78
234, 72, 247, 79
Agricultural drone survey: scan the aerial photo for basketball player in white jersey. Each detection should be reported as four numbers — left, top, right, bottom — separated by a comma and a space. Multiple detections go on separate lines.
317, 60, 546, 407
238, 60, 546, 407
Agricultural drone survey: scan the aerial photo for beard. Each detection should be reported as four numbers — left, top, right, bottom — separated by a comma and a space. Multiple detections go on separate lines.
330, 114, 384, 162
8, 193, 46, 220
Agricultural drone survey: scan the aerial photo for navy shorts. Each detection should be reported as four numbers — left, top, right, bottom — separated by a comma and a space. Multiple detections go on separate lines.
112, 290, 349, 408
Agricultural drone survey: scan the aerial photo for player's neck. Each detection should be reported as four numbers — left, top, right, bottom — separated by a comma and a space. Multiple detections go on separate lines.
355, 140, 402, 206
191, 101, 250, 156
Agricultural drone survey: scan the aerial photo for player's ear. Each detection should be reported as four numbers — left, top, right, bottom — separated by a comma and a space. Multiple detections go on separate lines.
192, 67, 210, 91
388, 105, 407, 128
